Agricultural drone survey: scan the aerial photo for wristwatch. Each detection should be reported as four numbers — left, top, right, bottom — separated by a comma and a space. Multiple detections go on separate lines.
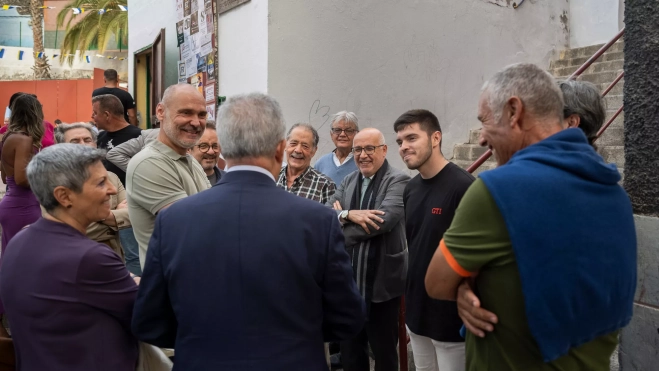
340, 210, 350, 221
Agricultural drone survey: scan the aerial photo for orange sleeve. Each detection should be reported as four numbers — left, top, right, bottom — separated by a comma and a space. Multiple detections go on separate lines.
440, 239, 473, 278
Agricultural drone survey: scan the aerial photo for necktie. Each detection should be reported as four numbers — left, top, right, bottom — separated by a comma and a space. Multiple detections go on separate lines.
361, 177, 371, 205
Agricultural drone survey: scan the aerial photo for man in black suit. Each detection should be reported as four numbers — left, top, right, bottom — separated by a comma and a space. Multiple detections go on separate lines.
132, 93, 366, 371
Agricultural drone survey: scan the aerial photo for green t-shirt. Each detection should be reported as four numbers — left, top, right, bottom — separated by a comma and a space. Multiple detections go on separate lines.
443, 179, 618, 371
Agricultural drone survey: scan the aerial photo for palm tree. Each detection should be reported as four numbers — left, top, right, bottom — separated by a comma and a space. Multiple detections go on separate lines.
15, 0, 52, 79
56, 0, 128, 66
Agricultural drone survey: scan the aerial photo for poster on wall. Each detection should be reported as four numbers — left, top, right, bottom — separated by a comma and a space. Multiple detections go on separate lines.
206, 54, 215, 82
184, 0, 191, 16
191, 0, 199, 13
191, 73, 205, 95
206, 104, 216, 121
190, 12, 199, 35
176, 0, 184, 18
181, 41, 191, 60
178, 61, 187, 83
183, 16, 191, 36
198, 9, 207, 35
176, 21, 185, 46
205, 84, 215, 103
186, 56, 196, 77
189, 33, 201, 54
196, 55, 207, 74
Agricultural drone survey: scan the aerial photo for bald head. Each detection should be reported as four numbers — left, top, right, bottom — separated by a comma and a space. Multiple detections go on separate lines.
353, 127, 388, 178
161, 83, 205, 107
354, 128, 386, 145
157, 83, 208, 154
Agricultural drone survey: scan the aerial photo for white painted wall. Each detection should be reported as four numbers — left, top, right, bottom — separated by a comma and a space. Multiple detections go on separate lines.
0, 47, 128, 81
570, 0, 621, 48
217, 0, 268, 96
127, 0, 180, 96
267, 0, 570, 169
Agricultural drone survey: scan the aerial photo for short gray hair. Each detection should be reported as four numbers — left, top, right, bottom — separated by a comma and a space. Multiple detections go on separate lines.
54, 123, 97, 144
330, 111, 359, 130
287, 123, 319, 148
482, 63, 564, 123
27, 144, 107, 211
559, 80, 606, 145
216, 93, 286, 159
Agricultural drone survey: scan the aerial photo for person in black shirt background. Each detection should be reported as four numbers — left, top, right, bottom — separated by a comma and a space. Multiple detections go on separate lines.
92, 94, 142, 186
394, 109, 474, 371
92, 69, 138, 126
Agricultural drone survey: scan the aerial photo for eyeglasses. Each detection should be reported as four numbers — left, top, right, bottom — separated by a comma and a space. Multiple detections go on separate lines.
352, 145, 384, 155
331, 128, 358, 135
196, 143, 220, 153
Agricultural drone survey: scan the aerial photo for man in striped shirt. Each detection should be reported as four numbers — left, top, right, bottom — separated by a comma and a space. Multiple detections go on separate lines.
277, 123, 336, 205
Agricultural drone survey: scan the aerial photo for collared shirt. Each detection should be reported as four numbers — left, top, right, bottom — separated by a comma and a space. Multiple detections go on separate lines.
126, 140, 211, 268
333, 150, 354, 166
227, 165, 276, 182
277, 165, 336, 204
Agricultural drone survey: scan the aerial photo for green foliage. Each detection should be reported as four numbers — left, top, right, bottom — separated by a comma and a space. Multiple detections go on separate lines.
56, 0, 128, 65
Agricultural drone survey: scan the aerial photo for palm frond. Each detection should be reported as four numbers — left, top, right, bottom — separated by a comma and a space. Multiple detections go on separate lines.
57, 0, 128, 65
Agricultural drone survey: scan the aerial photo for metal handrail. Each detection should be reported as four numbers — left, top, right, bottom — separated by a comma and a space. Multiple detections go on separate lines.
466, 28, 625, 174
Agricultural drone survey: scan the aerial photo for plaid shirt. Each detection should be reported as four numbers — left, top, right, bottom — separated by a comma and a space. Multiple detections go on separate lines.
277, 165, 336, 205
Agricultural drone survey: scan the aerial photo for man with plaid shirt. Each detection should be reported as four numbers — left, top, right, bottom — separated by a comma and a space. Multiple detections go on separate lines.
277, 123, 336, 204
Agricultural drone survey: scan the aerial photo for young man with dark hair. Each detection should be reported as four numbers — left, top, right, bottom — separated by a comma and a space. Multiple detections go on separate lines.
92, 69, 138, 125
395, 109, 474, 371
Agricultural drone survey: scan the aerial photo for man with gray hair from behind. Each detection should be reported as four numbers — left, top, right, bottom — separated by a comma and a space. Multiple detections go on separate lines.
132, 93, 365, 370
424, 63, 636, 370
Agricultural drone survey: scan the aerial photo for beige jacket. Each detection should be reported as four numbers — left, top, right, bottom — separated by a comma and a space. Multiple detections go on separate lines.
41, 171, 130, 261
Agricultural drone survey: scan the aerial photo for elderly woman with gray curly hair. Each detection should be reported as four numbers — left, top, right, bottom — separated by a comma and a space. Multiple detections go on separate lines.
0, 144, 139, 371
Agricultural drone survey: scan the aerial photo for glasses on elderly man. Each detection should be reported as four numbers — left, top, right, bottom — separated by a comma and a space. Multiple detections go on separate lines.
352, 145, 384, 155
196, 143, 220, 153
331, 128, 358, 135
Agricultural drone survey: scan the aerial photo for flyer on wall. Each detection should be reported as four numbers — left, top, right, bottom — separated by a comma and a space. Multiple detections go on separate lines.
176, 21, 185, 46
176, 0, 184, 19
190, 12, 199, 35
184, 0, 191, 16
205, 84, 215, 103
178, 61, 187, 83
206, 104, 216, 121
206, 54, 216, 81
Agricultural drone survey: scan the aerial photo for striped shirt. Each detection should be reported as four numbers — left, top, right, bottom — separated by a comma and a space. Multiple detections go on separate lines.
277, 165, 336, 205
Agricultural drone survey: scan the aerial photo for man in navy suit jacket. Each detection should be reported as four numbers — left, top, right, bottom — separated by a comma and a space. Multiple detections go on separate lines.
132, 92, 366, 371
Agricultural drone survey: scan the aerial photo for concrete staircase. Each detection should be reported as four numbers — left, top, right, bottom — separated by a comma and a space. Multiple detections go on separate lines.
452, 41, 625, 179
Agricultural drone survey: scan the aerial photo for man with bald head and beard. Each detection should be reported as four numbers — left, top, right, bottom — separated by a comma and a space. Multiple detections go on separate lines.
327, 128, 410, 371
126, 84, 211, 269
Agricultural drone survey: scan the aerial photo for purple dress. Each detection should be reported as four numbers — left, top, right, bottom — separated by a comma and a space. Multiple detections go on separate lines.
0, 132, 42, 315
0, 131, 41, 251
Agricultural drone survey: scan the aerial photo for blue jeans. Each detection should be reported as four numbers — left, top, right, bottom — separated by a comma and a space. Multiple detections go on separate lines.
119, 228, 142, 276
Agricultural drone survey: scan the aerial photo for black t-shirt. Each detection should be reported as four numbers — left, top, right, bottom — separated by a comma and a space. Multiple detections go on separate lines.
97, 125, 142, 185
403, 162, 475, 342
92, 87, 136, 123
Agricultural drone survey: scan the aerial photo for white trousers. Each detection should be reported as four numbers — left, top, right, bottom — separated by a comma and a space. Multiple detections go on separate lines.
407, 326, 466, 371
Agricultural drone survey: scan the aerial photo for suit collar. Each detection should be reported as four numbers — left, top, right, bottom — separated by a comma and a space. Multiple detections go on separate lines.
214, 167, 277, 187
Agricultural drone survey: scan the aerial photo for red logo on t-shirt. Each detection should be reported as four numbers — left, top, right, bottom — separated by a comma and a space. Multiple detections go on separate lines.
431, 208, 442, 215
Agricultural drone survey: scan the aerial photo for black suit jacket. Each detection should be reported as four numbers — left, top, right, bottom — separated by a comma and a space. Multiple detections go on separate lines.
132, 170, 365, 371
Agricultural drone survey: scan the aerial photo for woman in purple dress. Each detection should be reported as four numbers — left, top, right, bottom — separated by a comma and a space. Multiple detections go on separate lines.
0, 94, 44, 250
